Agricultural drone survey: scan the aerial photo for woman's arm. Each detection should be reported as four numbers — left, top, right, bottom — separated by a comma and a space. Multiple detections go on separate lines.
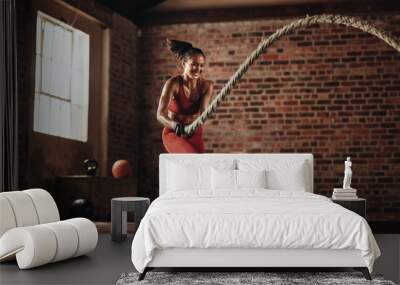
156, 78, 178, 130
198, 80, 214, 115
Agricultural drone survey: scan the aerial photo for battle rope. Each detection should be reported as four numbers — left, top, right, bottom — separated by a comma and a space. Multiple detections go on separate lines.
185, 14, 400, 136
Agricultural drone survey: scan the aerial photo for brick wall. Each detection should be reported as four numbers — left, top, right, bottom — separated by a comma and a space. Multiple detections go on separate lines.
137, 14, 400, 221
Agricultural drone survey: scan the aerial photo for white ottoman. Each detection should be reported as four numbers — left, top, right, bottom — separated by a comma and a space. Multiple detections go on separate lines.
0, 189, 98, 269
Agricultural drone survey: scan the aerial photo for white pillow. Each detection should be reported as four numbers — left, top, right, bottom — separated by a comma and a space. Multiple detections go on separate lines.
211, 168, 268, 190
167, 160, 235, 192
238, 159, 308, 191
167, 163, 207, 191
211, 168, 236, 190
236, 169, 267, 189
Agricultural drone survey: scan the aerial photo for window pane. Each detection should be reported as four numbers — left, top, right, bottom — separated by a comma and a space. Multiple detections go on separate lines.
36, 94, 50, 134
42, 21, 54, 59
41, 55, 52, 94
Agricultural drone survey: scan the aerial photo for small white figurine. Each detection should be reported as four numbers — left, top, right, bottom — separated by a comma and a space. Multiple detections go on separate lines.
343, 157, 352, 189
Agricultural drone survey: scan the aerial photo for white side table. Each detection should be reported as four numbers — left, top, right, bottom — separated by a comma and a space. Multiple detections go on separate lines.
111, 197, 150, 241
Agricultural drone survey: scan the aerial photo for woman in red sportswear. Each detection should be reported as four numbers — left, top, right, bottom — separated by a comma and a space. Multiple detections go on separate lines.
156, 39, 213, 153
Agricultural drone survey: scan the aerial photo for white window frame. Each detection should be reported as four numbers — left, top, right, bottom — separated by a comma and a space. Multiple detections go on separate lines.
34, 11, 90, 142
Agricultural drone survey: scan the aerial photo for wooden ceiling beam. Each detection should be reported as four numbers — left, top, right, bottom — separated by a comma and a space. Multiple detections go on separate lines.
135, 0, 400, 26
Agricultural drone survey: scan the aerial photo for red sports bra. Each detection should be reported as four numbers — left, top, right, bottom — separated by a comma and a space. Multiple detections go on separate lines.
168, 76, 203, 116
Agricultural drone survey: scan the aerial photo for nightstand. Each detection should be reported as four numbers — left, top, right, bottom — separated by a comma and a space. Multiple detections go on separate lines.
331, 198, 366, 218
111, 197, 150, 241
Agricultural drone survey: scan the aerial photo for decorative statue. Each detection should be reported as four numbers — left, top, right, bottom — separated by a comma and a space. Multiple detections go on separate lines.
343, 157, 352, 189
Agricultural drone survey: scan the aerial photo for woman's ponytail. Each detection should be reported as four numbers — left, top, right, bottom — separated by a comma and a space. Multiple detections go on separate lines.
166, 38, 204, 61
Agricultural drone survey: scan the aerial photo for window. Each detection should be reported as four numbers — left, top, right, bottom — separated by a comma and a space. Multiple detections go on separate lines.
34, 11, 89, 142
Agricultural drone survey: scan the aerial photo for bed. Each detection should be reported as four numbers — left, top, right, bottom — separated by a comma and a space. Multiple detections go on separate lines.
131, 153, 380, 280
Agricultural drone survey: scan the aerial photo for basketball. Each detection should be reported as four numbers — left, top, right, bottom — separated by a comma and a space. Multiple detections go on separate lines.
112, 159, 133, 178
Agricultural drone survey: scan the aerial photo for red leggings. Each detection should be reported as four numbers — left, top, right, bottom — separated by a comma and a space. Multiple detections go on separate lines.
162, 126, 204, 153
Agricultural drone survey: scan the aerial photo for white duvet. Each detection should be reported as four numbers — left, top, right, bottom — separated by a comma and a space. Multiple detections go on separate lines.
131, 190, 380, 273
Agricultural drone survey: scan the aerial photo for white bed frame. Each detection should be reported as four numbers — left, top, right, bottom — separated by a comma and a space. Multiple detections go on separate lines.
142, 154, 370, 280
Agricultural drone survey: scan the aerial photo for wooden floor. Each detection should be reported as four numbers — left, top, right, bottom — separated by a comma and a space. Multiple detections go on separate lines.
0, 233, 134, 285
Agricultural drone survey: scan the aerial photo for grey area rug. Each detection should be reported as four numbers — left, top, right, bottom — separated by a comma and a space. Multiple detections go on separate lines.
116, 272, 396, 285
